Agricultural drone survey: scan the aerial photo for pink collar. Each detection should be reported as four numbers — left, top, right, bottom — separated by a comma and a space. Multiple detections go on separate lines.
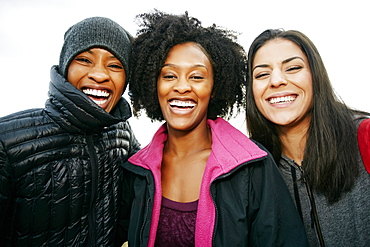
128, 117, 267, 246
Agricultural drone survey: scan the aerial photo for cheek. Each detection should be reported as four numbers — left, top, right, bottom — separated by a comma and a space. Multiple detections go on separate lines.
252, 82, 267, 112
116, 81, 126, 95
112, 73, 126, 95
156, 84, 167, 112
306, 76, 313, 99
67, 66, 81, 87
196, 83, 213, 99
298, 73, 313, 107
305, 84, 314, 110
157, 81, 169, 99
252, 82, 264, 101
157, 86, 169, 116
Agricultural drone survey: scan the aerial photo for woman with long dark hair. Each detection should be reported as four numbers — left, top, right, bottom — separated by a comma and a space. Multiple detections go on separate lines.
246, 28, 370, 246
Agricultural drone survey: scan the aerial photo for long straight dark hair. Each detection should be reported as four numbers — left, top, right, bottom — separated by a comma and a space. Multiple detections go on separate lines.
246, 29, 368, 203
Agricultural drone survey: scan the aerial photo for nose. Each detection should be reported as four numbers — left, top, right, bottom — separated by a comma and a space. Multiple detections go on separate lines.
173, 76, 191, 94
88, 64, 110, 83
270, 69, 287, 87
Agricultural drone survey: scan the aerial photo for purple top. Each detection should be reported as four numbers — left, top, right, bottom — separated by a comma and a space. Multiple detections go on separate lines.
155, 197, 198, 247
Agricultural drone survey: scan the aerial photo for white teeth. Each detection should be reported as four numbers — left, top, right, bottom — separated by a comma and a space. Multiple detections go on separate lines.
269, 96, 296, 104
170, 100, 196, 108
83, 88, 110, 97
92, 99, 108, 105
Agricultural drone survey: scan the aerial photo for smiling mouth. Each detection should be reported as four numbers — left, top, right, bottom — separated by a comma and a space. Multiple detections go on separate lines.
268, 95, 296, 105
82, 88, 110, 106
169, 99, 196, 109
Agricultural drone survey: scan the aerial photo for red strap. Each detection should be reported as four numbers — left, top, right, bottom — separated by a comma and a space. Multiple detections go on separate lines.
358, 119, 370, 173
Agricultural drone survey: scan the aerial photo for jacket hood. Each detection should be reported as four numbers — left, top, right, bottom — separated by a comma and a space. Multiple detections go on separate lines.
45, 65, 132, 134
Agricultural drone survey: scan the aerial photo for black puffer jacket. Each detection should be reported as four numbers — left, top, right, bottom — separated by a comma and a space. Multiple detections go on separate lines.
0, 66, 141, 246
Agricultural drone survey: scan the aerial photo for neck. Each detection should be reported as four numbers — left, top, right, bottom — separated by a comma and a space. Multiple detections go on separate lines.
277, 120, 310, 166
164, 122, 212, 158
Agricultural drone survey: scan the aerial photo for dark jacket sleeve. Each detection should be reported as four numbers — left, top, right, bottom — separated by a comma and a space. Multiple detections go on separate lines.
113, 122, 140, 246
114, 162, 136, 246
0, 141, 15, 246
249, 149, 309, 246
127, 122, 141, 158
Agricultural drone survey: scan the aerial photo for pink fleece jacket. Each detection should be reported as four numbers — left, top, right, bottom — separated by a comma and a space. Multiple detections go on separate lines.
128, 117, 267, 247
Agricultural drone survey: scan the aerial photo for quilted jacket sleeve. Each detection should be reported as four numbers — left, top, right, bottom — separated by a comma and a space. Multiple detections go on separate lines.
0, 140, 15, 245
115, 163, 136, 246
126, 121, 141, 158
113, 122, 140, 246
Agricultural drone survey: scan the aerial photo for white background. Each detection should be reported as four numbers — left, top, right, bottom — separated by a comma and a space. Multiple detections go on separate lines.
1, 0, 369, 146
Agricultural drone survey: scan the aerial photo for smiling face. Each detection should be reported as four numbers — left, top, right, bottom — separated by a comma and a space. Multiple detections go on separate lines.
252, 38, 313, 129
67, 48, 126, 113
157, 42, 214, 132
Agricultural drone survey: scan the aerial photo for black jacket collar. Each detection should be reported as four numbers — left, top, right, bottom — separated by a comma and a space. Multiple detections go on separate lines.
45, 65, 132, 134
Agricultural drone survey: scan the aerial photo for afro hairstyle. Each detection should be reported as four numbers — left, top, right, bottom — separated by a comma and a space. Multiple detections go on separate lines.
129, 10, 247, 121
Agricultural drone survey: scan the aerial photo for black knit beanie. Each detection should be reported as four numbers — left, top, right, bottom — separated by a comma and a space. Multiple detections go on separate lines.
59, 16, 133, 78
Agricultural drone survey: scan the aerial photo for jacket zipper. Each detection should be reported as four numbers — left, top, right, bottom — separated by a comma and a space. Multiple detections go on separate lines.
128, 166, 154, 247
140, 197, 151, 246
297, 165, 326, 247
291, 166, 303, 221
87, 134, 98, 246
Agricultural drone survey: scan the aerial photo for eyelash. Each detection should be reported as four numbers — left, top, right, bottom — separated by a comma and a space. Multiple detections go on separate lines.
75, 58, 91, 63
163, 74, 176, 79
162, 75, 204, 80
286, 65, 302, 72
254, 65, 303, 79
190, 76, 204, 80
75, 58, 123, 70
255, 73, 268, 79
109, 64, 123, 69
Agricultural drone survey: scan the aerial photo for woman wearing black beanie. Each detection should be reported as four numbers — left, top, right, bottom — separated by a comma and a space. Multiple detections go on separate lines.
0, 17, 140, 246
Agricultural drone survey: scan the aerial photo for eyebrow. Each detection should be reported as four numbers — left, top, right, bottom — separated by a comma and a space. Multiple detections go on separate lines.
85, 49, 117, 59
162, 63, 209, 70
252, 56, 304, 72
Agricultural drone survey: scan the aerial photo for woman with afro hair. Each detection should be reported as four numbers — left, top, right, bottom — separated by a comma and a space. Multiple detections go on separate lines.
120, 10, 308, 246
